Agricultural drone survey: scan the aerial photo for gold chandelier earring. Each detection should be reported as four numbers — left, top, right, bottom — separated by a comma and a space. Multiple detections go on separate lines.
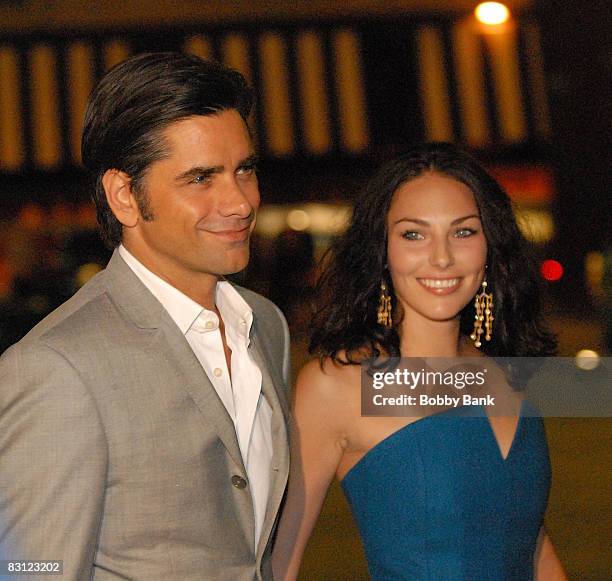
377, 281, 393, 328
470, 278, 494, 348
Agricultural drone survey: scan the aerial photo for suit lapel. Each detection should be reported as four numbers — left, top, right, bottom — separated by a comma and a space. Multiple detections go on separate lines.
103, 251, 245, 473
248, 326, 290, 560
146, 326, 246, 473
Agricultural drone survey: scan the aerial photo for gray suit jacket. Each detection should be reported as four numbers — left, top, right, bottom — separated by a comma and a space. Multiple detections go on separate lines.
0, 251, 291, 580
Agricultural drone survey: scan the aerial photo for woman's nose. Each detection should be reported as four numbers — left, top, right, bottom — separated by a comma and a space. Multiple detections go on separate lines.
429, 237, 454, 268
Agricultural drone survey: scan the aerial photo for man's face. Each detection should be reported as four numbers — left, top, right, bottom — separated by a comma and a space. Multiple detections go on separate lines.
122, 110, 260, 289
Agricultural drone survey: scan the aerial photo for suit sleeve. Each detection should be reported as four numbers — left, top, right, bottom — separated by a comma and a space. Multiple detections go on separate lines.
0, 342, 108, 580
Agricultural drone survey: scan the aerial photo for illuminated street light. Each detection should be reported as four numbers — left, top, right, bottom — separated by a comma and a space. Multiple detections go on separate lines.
475, 2, 510, 25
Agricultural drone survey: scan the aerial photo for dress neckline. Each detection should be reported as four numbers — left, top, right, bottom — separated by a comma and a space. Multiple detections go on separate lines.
341, 399, 526, 483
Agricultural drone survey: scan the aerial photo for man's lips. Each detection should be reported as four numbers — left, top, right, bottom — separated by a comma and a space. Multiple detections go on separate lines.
205, 224, 251, 241
417, 277, 462, 295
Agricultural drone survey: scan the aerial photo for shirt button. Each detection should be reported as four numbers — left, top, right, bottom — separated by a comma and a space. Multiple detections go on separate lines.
213, 368, 223, 377
205, 320, 215, 330
231, 475, 247, 489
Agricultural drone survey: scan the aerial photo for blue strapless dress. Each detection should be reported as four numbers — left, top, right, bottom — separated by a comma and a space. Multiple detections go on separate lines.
341, 404, 550, 580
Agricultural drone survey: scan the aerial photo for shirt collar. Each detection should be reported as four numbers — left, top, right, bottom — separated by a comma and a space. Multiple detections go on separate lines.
216, 281, 253, 345
118, 245, 253, 342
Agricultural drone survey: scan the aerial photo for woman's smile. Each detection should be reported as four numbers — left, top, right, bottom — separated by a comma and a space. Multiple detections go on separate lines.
417, 277, 462, 294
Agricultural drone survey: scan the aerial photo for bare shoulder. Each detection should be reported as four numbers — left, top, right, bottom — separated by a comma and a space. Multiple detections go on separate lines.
295, 356, 361, 399
293, 356, 362, 433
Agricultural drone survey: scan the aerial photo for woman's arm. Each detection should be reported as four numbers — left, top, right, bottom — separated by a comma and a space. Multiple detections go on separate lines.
272, 360, 348, 581
534, 526, 568, 580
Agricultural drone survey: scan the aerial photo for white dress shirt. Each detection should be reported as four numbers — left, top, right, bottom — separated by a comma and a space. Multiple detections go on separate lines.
119, 245, 273, 549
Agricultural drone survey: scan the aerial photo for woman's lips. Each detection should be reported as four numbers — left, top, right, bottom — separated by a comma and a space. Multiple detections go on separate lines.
417, 277, 461, 295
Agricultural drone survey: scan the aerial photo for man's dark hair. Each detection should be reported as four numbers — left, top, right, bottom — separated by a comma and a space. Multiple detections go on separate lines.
311, 142, 557, 363
81, 52, 253, 247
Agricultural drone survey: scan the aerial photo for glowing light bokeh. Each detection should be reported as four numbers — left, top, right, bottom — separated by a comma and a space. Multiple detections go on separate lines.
475, 2, 511, 26
287, 209, 311, 231
575, 350, 600, 371
541, 259, 564, 282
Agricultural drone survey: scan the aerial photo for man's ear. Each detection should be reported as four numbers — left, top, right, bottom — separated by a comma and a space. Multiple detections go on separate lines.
102, 169, 139, 228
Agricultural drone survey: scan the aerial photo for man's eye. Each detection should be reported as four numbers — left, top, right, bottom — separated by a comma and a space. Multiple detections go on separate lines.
237, 164, 257, 176
191, 174, 210, 184
402, 231, 424, 241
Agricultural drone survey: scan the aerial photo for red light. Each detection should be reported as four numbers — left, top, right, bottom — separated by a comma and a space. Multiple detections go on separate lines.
541, 259, 563, 282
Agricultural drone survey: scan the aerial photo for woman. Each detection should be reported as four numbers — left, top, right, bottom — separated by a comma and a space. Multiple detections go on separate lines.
272, 143, 567, 580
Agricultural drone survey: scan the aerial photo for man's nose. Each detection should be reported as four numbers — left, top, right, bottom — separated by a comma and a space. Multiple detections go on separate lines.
219, 178, 256, 218
429, 237, 454, 268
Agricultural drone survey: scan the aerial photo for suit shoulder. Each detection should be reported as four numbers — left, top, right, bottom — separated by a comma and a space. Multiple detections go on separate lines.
15, 271, 112, 349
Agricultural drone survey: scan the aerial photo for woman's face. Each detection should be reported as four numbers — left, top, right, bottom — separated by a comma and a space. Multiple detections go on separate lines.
386, 171, 488, 325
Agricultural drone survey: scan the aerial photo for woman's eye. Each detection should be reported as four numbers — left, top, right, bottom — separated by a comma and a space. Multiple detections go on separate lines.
402, 231, 424, 241
455, 228, 477, 238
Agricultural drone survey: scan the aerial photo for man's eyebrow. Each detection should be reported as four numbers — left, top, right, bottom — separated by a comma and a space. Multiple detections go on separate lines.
237, 153, 259, 168
175, 154, 258, 182
175, 165, 223, 182
393, 214, 481, 226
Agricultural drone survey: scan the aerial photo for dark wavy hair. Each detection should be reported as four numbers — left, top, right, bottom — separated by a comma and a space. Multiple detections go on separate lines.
310, 142, 557, 363
82, 52, 253, 248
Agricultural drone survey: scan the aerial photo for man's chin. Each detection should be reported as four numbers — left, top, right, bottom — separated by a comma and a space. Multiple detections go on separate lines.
222, 256, 250, 276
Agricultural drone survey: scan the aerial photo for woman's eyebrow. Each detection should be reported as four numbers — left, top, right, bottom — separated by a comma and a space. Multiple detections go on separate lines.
393, 214, 481, 226
451, 214, 481, 225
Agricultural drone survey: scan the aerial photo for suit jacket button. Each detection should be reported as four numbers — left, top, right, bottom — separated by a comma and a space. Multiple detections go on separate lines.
231, 475, 247, 489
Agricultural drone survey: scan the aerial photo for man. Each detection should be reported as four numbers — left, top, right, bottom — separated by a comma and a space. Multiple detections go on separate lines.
0, 52, 290, 580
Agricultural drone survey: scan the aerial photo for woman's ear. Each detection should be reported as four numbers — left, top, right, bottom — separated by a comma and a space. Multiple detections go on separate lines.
102, 169, 139, 228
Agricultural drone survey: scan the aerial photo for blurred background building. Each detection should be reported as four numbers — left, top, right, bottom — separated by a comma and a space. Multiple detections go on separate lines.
0, 1, 609, 579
